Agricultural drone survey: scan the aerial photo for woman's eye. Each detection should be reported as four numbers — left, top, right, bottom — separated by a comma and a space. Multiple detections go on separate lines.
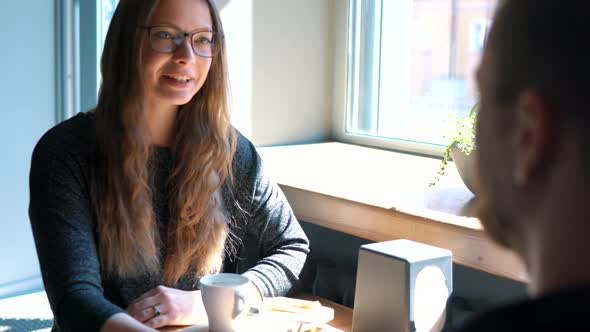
195, 37, 212, 45
154, 31, 173, 39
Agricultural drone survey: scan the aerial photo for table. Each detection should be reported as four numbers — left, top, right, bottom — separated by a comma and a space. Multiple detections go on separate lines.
159, 295, 352, 332
301, 295, 352, 332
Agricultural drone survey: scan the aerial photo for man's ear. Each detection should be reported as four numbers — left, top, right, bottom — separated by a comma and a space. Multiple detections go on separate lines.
512, 91, 555, 187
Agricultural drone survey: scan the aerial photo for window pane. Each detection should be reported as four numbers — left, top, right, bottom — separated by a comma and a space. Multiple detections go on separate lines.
97, 0, 118, 94
348, 0, 498, 148
100, 0, 118, 50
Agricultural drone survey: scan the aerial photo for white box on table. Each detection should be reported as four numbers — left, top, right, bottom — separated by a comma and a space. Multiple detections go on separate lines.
352, 239, 452, 332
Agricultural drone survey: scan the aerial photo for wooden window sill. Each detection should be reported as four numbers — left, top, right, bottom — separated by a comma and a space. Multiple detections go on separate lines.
258, 142, 527, 283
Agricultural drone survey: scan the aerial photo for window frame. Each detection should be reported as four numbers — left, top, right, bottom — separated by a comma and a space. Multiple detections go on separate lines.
56, 0, 105, 122
333, 0, 449, 158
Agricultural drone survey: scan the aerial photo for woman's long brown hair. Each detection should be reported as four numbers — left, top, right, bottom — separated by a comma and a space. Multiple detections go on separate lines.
91, 0, 236, 284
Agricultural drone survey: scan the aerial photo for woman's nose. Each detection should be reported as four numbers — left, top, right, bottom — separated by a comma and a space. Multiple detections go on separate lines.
174, 37, 196, 64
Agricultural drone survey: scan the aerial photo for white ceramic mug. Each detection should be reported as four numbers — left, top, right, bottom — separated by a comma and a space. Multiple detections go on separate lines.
199, 273, 250, 332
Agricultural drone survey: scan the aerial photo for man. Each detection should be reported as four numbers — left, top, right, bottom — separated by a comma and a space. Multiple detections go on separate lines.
456, 0, 590, 331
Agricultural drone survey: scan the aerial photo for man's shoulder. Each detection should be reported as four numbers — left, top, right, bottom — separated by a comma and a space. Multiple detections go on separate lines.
455, 286, 590, 332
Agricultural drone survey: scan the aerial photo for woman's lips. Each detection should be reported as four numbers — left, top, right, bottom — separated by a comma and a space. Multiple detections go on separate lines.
162, 74, 194, 88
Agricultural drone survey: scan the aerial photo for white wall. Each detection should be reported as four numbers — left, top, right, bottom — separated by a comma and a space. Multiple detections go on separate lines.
0, 1, 56, 297
222, 0, 335, 146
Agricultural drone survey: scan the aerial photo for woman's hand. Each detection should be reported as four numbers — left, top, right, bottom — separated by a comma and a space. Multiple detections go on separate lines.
126, 286, 207, 329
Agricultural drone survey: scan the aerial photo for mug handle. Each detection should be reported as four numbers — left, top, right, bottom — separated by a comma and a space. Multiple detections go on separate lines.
233, 289, 247, 319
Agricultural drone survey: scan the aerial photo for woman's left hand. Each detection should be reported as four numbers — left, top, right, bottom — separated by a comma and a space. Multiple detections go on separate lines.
126, 285, 208, 329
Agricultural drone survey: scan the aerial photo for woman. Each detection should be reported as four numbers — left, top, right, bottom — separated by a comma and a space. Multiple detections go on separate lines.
28, 0, 309, 331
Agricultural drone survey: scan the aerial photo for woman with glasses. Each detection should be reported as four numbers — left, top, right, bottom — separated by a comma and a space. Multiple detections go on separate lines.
28, 0, 309, 331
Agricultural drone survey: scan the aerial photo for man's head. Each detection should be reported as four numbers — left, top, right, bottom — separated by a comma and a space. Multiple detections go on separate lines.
476, 0, 590, 254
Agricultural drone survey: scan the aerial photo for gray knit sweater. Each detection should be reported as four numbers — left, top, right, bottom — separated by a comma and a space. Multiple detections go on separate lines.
28, 112, 310, 332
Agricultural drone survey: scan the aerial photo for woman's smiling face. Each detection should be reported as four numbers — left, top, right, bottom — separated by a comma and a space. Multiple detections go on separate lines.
140, 0, 213, 109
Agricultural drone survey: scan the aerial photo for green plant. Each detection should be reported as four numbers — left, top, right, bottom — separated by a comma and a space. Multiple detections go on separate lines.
429, 102, 479, 186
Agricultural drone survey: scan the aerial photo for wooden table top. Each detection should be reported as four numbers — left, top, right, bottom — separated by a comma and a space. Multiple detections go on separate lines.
159, 295, 353, 332
301, 295, 352, 332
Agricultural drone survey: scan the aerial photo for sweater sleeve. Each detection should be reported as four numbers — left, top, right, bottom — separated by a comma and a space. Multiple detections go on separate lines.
28, 129, 123, 332
235, 136, 310, 297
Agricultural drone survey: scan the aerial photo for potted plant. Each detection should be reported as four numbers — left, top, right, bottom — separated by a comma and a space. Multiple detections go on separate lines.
429, 102, 479, 193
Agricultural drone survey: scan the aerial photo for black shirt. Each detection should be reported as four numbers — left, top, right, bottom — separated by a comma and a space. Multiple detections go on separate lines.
29, 112, 310, 332
455, 286, 590, 332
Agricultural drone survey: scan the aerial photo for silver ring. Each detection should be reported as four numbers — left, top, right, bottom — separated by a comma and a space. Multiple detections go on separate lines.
153, 305, 161, 318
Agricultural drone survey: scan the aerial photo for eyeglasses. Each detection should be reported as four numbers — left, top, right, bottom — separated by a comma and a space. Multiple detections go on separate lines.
139, 25, 219, 58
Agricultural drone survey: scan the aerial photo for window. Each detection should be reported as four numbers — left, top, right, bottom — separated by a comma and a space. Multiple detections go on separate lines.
57, 0, 118, 121
100, 0, 118, 51
343, 0, 497, 156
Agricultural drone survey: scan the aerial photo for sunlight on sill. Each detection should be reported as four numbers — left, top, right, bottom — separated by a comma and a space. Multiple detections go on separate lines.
258, 142, 528, 282
258, 142, 479, 230
0, 291, 52, 320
